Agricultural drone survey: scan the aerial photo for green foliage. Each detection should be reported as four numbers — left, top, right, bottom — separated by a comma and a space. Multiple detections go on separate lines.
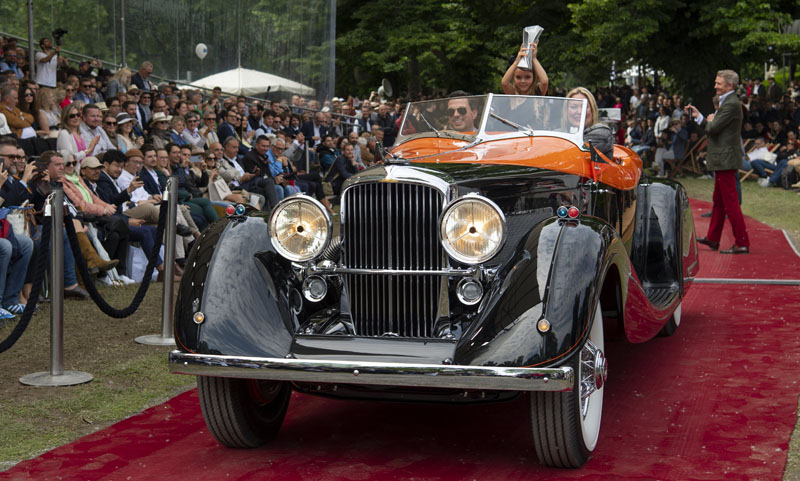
335, 0, 799, 103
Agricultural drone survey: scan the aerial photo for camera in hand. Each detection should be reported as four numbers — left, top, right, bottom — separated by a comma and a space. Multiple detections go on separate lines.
52, 28, 68, 46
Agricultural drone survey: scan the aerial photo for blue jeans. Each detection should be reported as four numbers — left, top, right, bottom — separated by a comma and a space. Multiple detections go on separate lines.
35, 226, 78, 287
129, 225, 162, 266
0, 234, 33, 306
751, 158, 788, 185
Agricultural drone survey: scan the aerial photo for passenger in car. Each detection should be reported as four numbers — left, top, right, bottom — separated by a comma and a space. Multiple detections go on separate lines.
502, 41, 548, 96
445, 93, 479, 132
566, 87, 614, 160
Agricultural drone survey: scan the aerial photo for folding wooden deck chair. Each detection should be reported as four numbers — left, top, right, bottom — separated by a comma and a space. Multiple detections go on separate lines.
667, 135, 707, 178
739, 143, 778, 181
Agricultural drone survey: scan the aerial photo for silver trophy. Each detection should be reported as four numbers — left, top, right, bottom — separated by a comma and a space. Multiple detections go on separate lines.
518, 25, 544, 70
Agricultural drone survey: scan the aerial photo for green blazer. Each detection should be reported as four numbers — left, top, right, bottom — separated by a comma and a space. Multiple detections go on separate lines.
701, 92, 743, 171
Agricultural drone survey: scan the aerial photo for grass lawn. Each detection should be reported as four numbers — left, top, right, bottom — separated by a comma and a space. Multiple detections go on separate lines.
0, 176, 798, 477
0, 284, 195, 471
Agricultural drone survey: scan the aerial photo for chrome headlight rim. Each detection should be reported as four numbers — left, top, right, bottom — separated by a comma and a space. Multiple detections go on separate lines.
269, 193, 332, 263
439, 193, 506, 265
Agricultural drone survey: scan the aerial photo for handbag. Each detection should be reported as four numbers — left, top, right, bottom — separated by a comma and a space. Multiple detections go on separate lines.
210, 177, 233, 201
6, 205, 37, 240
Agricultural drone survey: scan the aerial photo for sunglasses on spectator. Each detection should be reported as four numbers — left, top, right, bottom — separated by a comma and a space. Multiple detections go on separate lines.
105, 121, 117, 126
187, 118, 198, 123
23, 92, 33, 97
207, 156, 216, 160
447, 107, 468, 116
68, 113, 81, 119
65, 161, 77, 167
205, 116, 216, 121
81, 84, 91, 88
1, 154, 24, 160
65, 88, 75, 92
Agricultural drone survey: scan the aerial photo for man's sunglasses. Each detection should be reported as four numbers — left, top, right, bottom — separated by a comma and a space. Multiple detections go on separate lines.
447, 107, 468, 116
1, 154, 24, 160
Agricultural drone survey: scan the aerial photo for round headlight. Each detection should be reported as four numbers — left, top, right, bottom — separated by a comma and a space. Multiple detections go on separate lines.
440, 194, 505, 265
269, 194, 331, 262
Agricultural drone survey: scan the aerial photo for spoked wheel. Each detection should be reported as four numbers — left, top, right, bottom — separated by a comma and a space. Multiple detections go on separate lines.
658, 301, 682, 337
531, 301, 606, 468
197, 376, 291, 448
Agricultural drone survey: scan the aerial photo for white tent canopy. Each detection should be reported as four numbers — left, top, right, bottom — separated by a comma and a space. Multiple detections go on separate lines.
190, 67, 315, 97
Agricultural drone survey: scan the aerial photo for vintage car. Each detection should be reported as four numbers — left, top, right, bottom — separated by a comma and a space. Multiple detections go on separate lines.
170, 94, 698, 468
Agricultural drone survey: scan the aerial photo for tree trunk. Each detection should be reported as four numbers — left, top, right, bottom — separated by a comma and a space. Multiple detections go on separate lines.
407, 55, 420, 98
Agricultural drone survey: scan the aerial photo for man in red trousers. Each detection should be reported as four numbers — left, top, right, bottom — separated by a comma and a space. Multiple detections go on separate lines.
686, 70, 750, 254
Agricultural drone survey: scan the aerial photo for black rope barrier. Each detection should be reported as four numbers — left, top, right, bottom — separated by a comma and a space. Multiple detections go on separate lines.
63, 201, 170, 318
0, 220, 52, 353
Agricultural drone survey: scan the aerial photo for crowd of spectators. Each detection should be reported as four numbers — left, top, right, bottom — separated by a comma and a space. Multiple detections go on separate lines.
0, 32, 798, 322
0, 35, 405, 320
593, 77, 800, 186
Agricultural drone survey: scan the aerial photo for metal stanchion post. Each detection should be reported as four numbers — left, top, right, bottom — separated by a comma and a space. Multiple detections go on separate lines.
305, 141, 310, 173
20, 187, 93, 386
136, 177, 177, 346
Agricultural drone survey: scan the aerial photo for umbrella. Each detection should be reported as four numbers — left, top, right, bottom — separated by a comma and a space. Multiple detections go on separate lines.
190, 67, 315, 97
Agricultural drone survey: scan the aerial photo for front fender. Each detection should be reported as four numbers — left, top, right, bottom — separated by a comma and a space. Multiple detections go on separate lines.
174, 214, 295, 357
455, 216, 622, 368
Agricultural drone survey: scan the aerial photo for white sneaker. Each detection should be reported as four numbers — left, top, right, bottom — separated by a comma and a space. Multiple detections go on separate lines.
757, 177, 770, 187
119, 275, 137, 285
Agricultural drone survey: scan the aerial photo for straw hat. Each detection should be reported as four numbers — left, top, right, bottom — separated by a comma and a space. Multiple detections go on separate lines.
149, 112, 172, 126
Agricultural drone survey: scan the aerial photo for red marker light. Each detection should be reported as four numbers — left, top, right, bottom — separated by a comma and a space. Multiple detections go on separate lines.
225, 204, 236, 216
568, 206, 580, 218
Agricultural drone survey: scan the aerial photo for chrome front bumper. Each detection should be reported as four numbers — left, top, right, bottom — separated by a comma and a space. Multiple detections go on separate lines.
169, 351, 574, 392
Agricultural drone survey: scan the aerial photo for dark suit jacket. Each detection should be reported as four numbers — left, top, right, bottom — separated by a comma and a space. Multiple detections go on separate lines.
701, 92, 743, 171
301, 121, 327, 143
0, 176, 33, 207
217, 122, 236, 144
242, 150, 270, 177
95, 171, 131, 213
140, 168, 163, 196
324, 155, 358, 195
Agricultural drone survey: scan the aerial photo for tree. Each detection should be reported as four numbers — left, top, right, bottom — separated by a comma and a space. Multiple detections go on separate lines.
567, 0, 800, 109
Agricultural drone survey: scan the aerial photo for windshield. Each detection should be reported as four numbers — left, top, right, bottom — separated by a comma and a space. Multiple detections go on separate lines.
397, 94, 587, 147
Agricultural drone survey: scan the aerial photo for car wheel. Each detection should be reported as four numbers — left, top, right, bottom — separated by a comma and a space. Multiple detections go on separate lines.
531, 301, 606, 468
197, 376, 291, 448
657, 301, 681, 337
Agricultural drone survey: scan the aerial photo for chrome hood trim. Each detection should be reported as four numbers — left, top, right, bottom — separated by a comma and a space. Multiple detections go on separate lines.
341, 164, 454, 200
170, 351, 574, 392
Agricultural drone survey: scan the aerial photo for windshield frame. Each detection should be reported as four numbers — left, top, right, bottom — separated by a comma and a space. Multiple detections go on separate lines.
395, 93, 589, 150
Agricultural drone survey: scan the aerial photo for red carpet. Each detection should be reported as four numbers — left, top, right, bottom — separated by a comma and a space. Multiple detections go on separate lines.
3, 200, 800, 481
691, 199, 800, 280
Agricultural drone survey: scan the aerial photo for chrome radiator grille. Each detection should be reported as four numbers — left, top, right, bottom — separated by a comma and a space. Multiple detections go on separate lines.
342, 182, 445, 338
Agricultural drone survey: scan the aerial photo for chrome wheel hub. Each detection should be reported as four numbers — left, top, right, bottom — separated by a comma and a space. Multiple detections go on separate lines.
579, 340, 607, 417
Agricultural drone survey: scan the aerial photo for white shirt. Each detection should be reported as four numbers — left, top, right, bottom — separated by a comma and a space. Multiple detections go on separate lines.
35, 51, 58, 88
79, 122, 114, 156
116, 169, 150, 206
748, 146, 771, 162
224, 156, 245, 187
